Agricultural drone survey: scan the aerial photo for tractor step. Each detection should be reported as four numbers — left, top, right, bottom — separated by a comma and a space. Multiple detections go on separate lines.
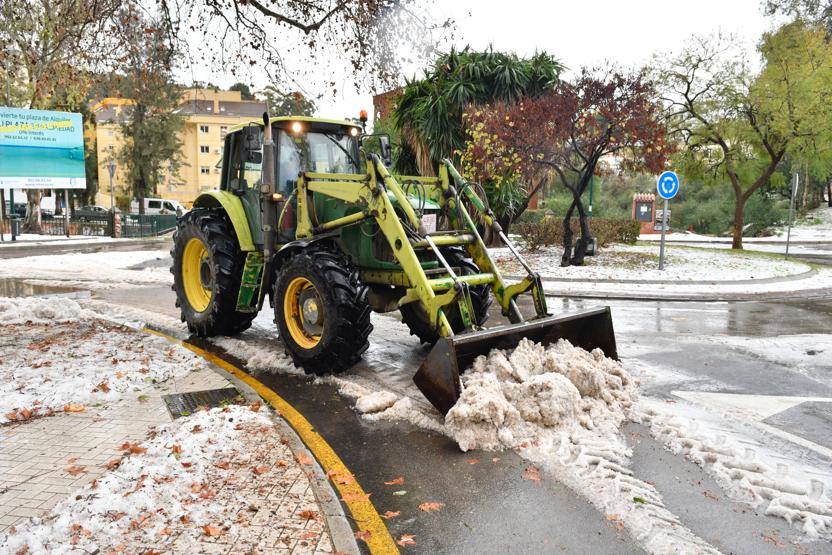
236, 251, 264, 313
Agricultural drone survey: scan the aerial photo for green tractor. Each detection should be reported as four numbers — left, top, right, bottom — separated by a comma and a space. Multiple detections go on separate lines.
171, 113, 617, 414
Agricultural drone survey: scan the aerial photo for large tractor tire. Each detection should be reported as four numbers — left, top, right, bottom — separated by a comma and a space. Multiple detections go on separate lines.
274, 247, 372, 375
171, 208, 256, 337
400, 247, 492, 344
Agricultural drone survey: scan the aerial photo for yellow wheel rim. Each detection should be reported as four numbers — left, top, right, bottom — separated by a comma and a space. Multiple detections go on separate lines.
182, 238, 213, 313
283, 276, 323, 349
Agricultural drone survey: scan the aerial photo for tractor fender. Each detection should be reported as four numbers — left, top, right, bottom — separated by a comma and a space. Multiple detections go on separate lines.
273, 234, 340, 267
192, 191, 255, 252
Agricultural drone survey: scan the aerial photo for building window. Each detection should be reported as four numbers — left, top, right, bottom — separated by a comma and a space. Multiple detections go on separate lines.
200, 166, 210, 175
220, 126, 228, 138
200, 145, 209, 154
199, 125, 209, 133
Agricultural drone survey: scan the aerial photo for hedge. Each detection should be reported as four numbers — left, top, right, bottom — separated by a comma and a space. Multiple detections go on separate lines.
513, 217, 640, 252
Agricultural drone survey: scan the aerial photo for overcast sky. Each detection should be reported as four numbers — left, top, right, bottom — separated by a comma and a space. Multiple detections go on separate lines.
179, 0, 779, 122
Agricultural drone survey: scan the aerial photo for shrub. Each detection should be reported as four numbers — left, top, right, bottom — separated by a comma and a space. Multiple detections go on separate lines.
513, 217, 639, 251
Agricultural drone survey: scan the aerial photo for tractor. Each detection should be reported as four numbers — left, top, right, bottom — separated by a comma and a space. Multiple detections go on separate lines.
171, 113, 617, 414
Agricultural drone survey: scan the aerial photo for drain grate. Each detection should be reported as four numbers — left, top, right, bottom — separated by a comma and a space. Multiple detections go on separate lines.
162, 388, 242, 419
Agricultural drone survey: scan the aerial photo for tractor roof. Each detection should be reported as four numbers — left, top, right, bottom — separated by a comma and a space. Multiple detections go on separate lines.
229, 116, 361, 134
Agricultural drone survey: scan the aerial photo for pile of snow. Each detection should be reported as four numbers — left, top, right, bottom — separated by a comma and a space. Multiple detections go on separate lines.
0, 318, 203, 422
0, 405, 329, 553
445, 338, 633, 451
0, 296, 85, 324
438, 339, 719, 553
636, 398, 832, 540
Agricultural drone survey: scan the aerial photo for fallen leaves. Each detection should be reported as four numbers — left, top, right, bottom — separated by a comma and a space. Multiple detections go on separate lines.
5, 407, 35, 421
381, 510, 400, 520
202, 524, 223, 537
64, 465, 86, 476
295, 453, 313, 466
466, 458, 479, 465
354, 530, 372, 543
396, 533, 416, 546
101, 459, 121, 470
120, 442, 147, 455
63, 403, 86, 413
326, 469, 355, 485
298, 509, 318, 520
384, 476, 405, 486
249, 400, 262, 412
522, 466, 541, 483
341, 491, 371, 503
94, 381, 110, 393
252, 466, 270, 475
418, 502, 444, 512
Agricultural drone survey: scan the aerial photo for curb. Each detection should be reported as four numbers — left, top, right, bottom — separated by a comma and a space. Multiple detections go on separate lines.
544, 288, 832, 302
210, 365, 361, 555
508, 267, 818, 287
0, 237, 171, 259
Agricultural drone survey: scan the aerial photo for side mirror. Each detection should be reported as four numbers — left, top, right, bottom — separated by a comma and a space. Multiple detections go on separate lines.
242, 125, 262, 152
379, 135, 392, 167
244, 150, 262, 164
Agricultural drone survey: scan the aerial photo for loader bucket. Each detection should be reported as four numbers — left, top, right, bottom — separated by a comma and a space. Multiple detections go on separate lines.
413, 307, 618, 415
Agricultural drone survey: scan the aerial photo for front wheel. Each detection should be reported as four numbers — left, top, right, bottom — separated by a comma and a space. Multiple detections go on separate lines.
274, 248, 372, 375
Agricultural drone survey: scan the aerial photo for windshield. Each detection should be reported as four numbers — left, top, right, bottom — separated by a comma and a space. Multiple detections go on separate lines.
277, 129, 359, 195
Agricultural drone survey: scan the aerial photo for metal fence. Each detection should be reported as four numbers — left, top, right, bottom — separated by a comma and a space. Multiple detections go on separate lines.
1, 213, 179, 238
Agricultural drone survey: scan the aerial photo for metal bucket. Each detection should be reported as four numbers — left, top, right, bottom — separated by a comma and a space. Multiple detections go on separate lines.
413, 307, 618, 415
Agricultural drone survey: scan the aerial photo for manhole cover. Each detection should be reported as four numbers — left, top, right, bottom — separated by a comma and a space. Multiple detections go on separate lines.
162, 388, 242, 419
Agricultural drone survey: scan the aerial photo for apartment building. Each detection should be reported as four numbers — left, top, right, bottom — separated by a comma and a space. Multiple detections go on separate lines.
91, 88, 267, 208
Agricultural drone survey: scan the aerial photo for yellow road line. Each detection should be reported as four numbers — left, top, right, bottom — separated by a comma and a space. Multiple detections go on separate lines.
145, 328, 399, 554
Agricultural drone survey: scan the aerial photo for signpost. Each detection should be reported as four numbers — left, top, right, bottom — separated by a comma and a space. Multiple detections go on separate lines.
656, 170, 680, 270
785, 173, 799, 259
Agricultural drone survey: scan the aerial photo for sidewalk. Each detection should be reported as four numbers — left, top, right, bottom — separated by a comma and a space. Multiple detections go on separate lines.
0, 297, 355, 554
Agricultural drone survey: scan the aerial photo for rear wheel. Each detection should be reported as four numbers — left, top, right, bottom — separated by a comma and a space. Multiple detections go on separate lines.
171, 208, 256, 336
274, 247, 372, 375
400, 247, 492, 344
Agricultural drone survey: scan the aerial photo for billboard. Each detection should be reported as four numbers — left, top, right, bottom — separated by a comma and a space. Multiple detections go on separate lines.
0, 107, 86, 189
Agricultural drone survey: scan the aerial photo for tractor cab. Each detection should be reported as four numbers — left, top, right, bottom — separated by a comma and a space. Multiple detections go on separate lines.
220, 117, 364, 245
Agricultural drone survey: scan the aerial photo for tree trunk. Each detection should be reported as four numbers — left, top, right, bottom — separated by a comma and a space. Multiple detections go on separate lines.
561, 199, 578, 267
731, 194, 744, 250
571, 196, 592, 266
827, 180, 831, 207
22, 190, 43, 233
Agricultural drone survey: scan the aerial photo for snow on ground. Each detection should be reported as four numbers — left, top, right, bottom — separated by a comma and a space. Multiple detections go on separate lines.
635, 397, 832, 539
491, 244, 811, 282
0, 297, 203, 423
0, 249, 172, 290
772, 204, 832, 242
702, 334, 832, 370
0, 405, 331, 554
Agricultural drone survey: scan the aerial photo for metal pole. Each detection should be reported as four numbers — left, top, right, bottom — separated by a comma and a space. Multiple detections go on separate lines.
0, 189, 5, 242
658, 198, 669, 270
9, 187, 15, 241
108, 164, 116, 239
63, 189, 70, 238
785, 172, 798, 259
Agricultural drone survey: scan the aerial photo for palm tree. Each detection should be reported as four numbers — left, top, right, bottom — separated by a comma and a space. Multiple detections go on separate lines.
393, 47, 563, 175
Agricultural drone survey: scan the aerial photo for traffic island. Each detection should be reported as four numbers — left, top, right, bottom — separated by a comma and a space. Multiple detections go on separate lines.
492, 244, 832, 301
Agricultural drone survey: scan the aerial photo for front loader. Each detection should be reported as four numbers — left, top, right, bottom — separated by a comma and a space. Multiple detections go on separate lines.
171, 113, 617, 415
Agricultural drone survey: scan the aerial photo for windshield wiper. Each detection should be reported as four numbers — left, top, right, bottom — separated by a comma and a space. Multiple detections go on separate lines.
323, 133, 360, 170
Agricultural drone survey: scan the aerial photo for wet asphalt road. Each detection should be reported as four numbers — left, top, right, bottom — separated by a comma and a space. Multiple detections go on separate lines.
88, 276, 832, 554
